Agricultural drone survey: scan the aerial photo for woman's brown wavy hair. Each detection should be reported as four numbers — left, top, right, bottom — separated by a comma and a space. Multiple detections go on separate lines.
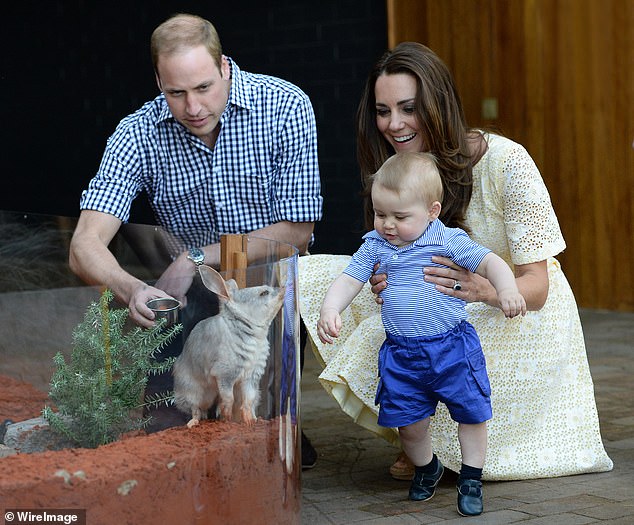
356, 42, 476, 232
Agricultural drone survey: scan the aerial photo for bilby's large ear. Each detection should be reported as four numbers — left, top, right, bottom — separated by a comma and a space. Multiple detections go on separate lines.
224, 279, 239, 294
198, 265, 232, 300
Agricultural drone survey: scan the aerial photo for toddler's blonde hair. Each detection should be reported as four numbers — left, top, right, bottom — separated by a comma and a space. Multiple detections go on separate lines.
371, 152, 444, 205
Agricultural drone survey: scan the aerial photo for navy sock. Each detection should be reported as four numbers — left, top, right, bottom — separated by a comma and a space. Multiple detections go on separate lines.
415, 454, 438, 475
458, 463, 482, 482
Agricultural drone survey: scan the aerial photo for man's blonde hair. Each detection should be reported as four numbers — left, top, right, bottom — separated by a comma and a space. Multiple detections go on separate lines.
371, 152, 444, 205
151, 13, 223, 73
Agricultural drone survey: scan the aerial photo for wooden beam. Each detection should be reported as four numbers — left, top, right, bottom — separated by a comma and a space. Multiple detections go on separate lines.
220, 234, 248, 288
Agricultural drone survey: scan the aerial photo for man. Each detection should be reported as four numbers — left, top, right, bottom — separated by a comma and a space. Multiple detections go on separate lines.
69, 13, 322, 468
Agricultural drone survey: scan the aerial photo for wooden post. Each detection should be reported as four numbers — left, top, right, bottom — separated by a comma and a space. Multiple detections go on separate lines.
220, 234, 248, 288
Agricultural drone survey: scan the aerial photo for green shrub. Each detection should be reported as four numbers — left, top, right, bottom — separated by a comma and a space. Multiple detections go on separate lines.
42, 289, 181, 448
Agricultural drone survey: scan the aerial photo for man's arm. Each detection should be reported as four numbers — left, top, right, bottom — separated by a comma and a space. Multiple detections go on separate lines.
178, 220, 314, 268
268, 89, 322, 244
247, 220, 314, 255
153, 220, 314, 307
69, 210, 173, 327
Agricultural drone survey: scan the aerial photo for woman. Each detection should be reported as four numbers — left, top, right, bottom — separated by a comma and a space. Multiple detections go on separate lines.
298, 42, 612, 480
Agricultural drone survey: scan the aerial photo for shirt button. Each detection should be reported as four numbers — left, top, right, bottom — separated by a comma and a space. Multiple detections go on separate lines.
392, 254, 398, 260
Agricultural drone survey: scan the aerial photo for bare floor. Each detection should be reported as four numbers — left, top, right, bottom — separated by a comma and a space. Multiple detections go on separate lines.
300, 308, 634, 524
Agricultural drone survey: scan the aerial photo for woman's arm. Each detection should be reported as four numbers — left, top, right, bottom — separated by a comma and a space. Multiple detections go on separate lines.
475, 252, 527, 317
371, 258, 548, 311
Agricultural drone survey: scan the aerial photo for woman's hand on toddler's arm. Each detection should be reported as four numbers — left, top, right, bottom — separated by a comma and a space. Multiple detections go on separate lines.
369, 262, 387, 304
424, 255, 498, 306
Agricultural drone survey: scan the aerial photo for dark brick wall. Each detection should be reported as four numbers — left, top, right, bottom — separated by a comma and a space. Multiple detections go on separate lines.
1, 1, 387, 255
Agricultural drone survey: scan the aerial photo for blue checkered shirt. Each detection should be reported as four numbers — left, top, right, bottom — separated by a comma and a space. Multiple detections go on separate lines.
344, 220, 491, 337
80, 58, 322, 252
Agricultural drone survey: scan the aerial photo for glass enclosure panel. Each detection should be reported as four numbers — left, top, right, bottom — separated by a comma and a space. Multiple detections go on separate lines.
0, 211, 301, 525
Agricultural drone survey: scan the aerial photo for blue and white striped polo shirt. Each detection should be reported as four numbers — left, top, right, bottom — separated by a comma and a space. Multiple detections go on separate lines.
344, 219, 491, 337
80, 57, 322, 252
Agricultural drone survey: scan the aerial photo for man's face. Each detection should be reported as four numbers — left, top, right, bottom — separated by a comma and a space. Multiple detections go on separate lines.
156, 45, 230, 147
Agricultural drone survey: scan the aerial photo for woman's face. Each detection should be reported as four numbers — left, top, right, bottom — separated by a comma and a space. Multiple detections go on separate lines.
374, 73, 425, 154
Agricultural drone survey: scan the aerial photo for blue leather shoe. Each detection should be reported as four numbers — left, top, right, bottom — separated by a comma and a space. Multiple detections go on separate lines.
457, 478, 483, 516
408, 459, 444, 501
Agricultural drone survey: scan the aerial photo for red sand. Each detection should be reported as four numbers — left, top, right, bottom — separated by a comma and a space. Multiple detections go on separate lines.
0, 375, 300, 525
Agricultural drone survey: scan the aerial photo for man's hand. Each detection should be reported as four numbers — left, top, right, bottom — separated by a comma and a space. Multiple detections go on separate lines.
127, 283, 175, 328
126, 253, 198, 328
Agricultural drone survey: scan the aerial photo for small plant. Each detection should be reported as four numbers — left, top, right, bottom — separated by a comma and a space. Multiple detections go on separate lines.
42, 289, 181, 448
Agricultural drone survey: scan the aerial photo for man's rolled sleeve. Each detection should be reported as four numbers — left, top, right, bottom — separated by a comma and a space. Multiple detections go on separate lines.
272, 94, 323, 224
79, 131, 143, 223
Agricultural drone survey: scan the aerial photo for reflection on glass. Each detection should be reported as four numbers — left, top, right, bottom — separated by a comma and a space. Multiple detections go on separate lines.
0, 211, 301, 524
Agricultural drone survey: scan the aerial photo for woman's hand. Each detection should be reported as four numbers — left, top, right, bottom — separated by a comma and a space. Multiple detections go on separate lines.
423, 256, 497, 305
425, 256, 548, 311
369, 262, 387, 304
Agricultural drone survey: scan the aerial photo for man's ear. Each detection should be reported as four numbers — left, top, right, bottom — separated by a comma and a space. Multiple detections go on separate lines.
220, 55, 230, 80
155, 72, 162, 92
429, 201, 442, 220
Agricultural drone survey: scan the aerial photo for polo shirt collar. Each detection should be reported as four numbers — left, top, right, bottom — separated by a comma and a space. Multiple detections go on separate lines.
362, 219, 447, 249
414, 219, 446, 247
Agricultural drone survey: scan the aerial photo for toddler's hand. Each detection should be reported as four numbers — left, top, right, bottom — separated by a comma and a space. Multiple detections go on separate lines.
317, 308, 342, 344
498, 290, 527, 318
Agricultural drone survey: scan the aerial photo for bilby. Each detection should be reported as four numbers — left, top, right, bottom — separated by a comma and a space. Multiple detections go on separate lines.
173, 265, 285, 427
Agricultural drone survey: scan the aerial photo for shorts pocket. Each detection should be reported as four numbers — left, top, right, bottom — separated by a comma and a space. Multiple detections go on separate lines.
467, 348, 491, 397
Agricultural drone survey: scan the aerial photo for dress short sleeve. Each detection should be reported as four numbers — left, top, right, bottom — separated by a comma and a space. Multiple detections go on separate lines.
467, 134, 567, 266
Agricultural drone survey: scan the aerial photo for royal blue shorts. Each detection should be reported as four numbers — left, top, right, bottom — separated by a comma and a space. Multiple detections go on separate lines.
375, 321, 492, 428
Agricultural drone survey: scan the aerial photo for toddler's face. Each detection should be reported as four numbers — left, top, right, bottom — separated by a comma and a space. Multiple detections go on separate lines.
372, 184, 433, 247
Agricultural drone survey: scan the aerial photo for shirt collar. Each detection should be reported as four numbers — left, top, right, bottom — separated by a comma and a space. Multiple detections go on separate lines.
362, 219, 447, 249
158, 96, 172, 123
414, 219, 446, 247
226, 57, 253, 111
